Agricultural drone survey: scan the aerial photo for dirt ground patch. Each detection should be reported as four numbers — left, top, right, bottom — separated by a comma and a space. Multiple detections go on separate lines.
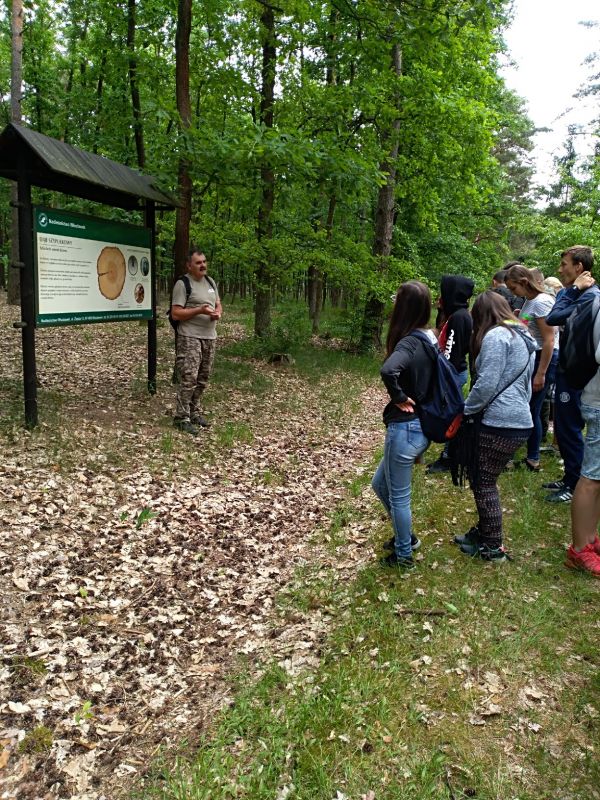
0, 297, 384, 799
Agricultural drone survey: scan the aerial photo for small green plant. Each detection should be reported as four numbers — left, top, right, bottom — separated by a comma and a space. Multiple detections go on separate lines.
130, 364, 148, 397
120, 510, 129, 522
328, 505, 351, 536
135, 506, 157, 530
18, 726, 53, 754
78, 586, 88, 598
10, 656, 47, 687
74, 700, 94, 724
345, 469, 373, 498
160, 430, 174, 455
214, 421, 254, 449
260, 468, 285, 486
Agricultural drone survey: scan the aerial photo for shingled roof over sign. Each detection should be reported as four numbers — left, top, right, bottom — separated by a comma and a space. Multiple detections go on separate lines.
0, 123, 179, 210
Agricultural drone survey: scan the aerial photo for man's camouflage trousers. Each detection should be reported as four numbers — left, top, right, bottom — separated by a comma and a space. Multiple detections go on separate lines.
174, 335, 216, 422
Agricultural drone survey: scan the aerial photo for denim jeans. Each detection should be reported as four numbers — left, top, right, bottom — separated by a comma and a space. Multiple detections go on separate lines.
372, 419, 430, 559
581, 403, 600, 481
527, 349, 558, 462
442, 368, 469, 458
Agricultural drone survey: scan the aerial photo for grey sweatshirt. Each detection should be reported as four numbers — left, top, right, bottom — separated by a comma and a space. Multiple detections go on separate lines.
581, 308, 600, 409
464, 325, 536, 428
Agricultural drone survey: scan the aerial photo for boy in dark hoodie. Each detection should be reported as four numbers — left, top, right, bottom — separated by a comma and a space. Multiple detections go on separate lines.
427, 274, 475, 473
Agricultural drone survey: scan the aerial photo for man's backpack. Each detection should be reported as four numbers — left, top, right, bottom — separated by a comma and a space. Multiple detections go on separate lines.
410, 329, 465, 443
168, 274, 217, 332
559, 292, 600, 390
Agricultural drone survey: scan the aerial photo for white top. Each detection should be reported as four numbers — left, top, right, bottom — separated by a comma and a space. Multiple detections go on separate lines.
520, 293, 558, 351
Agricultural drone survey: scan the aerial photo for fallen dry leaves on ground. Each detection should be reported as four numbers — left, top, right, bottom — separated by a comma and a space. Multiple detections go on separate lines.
0, 297, 385, 799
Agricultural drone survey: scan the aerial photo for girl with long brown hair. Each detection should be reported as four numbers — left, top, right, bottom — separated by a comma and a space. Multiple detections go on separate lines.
454, 291, 536, 561
372, 281, 437, 569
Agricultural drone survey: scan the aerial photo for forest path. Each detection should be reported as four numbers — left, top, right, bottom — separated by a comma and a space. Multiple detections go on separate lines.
0, 298, 385, 799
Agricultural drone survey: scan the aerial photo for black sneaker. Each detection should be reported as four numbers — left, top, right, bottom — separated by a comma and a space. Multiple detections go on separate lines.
544, 486, 573, 503
426, 456, 451, 474
379, 552, 416, 569
191, 414, 211, 428
173, 419, 200, 436
542, 479, 565, 491
459, 541, 511, 562
384, 534, 421, 551
453, 526, 480, 546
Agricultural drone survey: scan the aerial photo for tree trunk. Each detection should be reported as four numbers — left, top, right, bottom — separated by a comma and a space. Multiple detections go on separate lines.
92, 28, 110, 153
8, 0, 23, 306
127, 0, 145, 169
254, 4, 276, 337
308, 194, 335, 334
174, 0, 192, 280
308, 9, 338, 335
360, 42, 402, 351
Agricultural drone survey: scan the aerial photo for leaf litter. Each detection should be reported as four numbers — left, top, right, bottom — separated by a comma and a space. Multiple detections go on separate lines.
0, 298, 384, 799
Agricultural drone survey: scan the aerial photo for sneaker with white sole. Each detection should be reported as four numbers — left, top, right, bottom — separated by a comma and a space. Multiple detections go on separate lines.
542, 479, 566, 491
459, 541, 512, 562
544, 486, 573, 503
564, 544, 600, 577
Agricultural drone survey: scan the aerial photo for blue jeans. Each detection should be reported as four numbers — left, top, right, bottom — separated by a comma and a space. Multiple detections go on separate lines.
527, 350, 558, 462
580, 403, 600, 481
372, 420, 430, 559
442, 368, 469, 458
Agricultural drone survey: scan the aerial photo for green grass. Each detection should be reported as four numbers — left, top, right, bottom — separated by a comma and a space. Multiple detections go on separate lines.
213, 420, 255, 448
139, 445, 599, 800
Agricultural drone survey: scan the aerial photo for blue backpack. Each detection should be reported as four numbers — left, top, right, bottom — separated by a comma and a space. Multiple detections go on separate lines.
410, 330, 465, 443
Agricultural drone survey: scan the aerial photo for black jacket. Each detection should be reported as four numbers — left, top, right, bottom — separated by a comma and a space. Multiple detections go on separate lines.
439, 275, 474, 373
381, 332, 436, 426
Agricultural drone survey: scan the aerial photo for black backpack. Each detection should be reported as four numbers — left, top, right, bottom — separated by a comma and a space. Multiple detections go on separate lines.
410, 330, 465, 443
559, 292, 600, 390
168, 274, 217, 332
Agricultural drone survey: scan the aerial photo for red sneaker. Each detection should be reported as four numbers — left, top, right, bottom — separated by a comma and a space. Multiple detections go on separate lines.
592, 535, 600, 556
565, 544, 600, 577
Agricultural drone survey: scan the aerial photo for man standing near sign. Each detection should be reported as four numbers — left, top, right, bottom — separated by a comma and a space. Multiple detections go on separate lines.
171, 248, 222, 435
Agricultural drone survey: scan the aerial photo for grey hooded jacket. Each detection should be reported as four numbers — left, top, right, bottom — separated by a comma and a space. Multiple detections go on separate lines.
464, 324, 537, 429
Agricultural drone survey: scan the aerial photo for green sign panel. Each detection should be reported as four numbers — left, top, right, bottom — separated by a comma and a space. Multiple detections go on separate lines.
34, 207, 152, 326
